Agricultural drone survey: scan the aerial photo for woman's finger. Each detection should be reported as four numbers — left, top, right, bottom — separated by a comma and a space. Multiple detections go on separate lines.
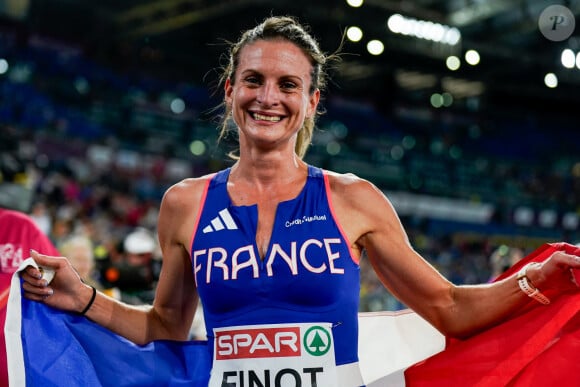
30, 249, 62, 268
21, 280, 53, 297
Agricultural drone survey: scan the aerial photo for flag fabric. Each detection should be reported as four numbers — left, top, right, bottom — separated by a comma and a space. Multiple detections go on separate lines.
5, 243, 580, 386
402, 242, 580, 387
5, 259, 211, 387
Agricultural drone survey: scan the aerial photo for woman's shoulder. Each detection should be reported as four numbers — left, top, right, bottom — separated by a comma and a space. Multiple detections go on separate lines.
322, 169, 380, 196
320, 168, 397, 245
161, 172, 220, 209
322, 168, 394, 216
170, 172, 217, 189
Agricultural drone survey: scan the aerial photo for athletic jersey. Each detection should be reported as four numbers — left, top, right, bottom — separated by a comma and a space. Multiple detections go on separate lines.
191, 165, 361, 370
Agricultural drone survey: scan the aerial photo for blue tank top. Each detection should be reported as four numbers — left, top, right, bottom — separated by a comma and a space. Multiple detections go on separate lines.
191, 165, 361, 366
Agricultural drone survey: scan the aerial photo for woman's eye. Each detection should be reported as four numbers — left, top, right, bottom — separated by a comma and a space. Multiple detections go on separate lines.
244, 76, 260, 85
280, 81, 297, 89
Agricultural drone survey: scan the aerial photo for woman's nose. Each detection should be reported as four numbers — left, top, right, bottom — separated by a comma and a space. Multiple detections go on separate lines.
256, 82, 279, 106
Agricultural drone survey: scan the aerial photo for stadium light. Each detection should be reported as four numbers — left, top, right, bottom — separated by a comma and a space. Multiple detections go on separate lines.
387, 14, 461, 46
446, 56, 460, 71
346, 0, 363, 7
544, 73, 558, 88
561, 49, 575, 68
367, 40, 384, 55
346, 26, 363, 42
0, 59, 8, 74
465, 50, 480, 65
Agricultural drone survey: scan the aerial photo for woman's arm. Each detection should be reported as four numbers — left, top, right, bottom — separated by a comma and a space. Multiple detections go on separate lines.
22, 178, 205, 345
329, 173, 580, 338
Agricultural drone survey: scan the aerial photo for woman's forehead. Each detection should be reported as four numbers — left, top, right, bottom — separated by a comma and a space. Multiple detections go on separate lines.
237, 39, 312, 76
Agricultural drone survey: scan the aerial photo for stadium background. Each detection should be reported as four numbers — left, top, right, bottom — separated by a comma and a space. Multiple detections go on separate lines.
0, 0, 579, 312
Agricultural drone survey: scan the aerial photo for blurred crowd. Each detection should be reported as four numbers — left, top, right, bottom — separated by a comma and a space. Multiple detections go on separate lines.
0, 126, 536, 319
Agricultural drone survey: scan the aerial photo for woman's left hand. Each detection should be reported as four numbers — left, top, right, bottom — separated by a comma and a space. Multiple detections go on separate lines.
529, 250, 580, 294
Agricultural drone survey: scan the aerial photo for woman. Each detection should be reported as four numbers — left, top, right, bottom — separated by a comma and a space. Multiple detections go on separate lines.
22, 16, 580, 386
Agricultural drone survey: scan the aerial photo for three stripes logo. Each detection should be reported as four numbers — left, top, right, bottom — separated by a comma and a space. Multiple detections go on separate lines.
202, 208, 238, 233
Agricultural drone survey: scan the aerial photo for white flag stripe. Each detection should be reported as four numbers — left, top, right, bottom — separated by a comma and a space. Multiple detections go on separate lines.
6, 258, 47, 386
218, 208, 237, 229
358, 310, 445, 386
210, 217, 225, 231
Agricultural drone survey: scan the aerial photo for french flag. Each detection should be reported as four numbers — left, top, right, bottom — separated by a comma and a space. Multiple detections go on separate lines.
370, 243, 580, 387
5, 243, 579, 386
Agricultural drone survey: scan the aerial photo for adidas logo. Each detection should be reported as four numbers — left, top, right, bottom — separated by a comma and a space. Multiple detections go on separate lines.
202, 208, 238, 233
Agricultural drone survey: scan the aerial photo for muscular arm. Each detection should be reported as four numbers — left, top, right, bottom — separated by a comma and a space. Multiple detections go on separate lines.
149, 178, 201, 340
25, 178, 206, 345
328, 173, 579, 339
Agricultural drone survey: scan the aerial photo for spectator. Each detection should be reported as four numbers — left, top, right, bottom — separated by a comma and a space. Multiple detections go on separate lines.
100, 227, 160, 304
0, 206, 59, 386
58, 234, 103, 290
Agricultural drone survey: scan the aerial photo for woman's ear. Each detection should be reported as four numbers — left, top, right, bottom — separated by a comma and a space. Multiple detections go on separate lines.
306, 88, 321, 118
224, 78, 233, 105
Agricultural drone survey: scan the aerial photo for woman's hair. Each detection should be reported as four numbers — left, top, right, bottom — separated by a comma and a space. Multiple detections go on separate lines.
218, 16, 336, 159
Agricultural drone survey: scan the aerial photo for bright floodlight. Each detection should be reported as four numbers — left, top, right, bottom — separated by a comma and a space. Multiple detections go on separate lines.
346, 0, 363, 7
544, 73, 558, 88
388, 14, 461, 46
446, 55, 460, 71
465, 50, 480, 65
387, 14, 404, 33
367, 40, 384, 55
561, 49, 575, 68
0, 59, 8, 74
346, 26, 363, 42
443, 28, 461, 45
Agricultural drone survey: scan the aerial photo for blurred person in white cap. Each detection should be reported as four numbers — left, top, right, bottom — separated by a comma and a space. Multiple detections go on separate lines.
124, 227, 158, 266
101, 227, 160, 304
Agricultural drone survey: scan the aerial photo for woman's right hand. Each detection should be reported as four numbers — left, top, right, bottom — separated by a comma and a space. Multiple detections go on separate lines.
20, 250, 93, 314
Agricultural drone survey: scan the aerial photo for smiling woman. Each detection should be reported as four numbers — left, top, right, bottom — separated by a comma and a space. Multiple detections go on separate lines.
224, 39, 320, 157
218, 16, 335, 159
19, 15, 580, 387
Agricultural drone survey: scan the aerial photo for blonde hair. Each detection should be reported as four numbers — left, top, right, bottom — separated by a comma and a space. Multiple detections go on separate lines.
218, 16, 336, 158
59, 235, 95, 274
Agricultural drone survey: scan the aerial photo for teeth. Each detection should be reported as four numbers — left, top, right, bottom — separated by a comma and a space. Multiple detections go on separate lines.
253, 113, 281, 122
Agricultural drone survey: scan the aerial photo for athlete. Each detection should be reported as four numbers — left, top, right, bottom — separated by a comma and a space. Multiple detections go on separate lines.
21, 16, 580, 386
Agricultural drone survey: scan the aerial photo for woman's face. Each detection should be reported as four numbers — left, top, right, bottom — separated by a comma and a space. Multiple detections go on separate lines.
225, 39, 320, 153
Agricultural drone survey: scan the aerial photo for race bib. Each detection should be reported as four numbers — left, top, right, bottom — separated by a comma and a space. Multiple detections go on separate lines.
210, 322, 337, 387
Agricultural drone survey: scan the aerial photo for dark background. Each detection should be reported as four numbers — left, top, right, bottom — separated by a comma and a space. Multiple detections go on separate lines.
6, 0, 580, 118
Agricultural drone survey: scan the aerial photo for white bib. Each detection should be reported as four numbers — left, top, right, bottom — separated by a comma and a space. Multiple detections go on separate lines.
209, 322, 338, 387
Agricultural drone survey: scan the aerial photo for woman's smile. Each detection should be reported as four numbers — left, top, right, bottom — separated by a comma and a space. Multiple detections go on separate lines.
250, 111, 284, 123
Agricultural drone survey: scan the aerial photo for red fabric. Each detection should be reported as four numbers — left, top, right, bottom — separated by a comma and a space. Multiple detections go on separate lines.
0, 208, 60, 387
404, 242, 580, 387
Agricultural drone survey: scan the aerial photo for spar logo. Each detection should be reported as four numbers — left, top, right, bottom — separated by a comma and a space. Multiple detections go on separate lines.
216, 326, 301, 360
303, 326, 331, 356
